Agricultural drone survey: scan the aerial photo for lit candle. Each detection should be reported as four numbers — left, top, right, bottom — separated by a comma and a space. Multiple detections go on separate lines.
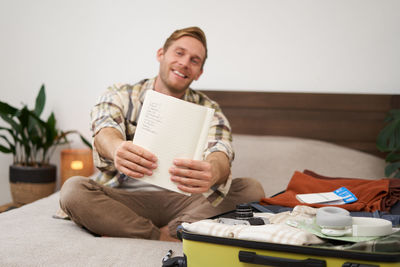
70, 160, 84, 170
61, 149, 94, 186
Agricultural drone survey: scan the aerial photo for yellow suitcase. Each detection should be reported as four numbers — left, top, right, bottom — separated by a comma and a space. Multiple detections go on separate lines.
181, 229, 400, 267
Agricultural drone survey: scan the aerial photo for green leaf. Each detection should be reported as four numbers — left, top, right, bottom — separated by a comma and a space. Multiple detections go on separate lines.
17, 106, 30, 129
376, 111, 400, 152
26, 108, 47, 153
56, 130, 72, 146
47, 112, 56, 130
0, 114, 21, 133
389, 109, 400, 117
377, 123, 396, 151
34, 84, 46, 117
80, 134, 92, 149
0, 126, 12, 132
0, 127, 18, 146
386, 151, 400, 163
0, 144, 12, 153
388, 120, 400, 149
0, 134, 13, 146
0, 101, 18, 116
0, 134, 15, 154
385, 162, 400, 178
45, 112, 57, 148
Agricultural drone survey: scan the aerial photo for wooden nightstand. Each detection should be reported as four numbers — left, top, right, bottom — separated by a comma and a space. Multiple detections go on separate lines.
0, 202, 21, 213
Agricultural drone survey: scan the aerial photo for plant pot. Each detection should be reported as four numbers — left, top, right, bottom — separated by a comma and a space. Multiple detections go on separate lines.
9, 164, 56, 206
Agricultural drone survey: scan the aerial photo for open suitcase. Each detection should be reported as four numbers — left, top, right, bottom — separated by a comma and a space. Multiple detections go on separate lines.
181, 229, 400, 267
165, 204, 400, 267
163, 171, 400, 266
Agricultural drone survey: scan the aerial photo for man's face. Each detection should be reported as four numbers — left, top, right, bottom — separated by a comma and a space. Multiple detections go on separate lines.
156, 36, 205, 96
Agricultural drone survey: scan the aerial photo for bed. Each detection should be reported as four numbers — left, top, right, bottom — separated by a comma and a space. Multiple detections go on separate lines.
0, 91, 398, 266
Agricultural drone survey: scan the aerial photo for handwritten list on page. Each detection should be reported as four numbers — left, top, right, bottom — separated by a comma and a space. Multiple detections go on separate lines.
132, 90, 215, 195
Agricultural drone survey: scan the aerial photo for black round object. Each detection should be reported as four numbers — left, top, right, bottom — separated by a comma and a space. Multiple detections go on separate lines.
235, 203, 254, 220
9, 164, 57, 183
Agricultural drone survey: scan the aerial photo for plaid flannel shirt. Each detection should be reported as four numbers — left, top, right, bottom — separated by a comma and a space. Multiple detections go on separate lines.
90, 78, 234, 206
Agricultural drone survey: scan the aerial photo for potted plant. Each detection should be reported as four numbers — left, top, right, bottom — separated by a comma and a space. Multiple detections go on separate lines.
376, 109, 400, 178
0, 84, 91, 206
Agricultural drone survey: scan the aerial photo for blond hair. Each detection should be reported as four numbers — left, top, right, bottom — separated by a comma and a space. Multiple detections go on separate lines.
163, 26, 208, 69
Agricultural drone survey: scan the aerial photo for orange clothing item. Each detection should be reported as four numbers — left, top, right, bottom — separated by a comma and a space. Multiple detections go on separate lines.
382, 178, 400, 211
260, 171, 390, 212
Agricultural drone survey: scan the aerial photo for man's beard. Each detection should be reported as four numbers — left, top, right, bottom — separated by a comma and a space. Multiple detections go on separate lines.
159, 68, 193, 96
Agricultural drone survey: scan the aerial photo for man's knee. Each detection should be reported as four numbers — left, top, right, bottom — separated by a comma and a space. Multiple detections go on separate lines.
232, 177, 265, 201
60, 176, 93, 211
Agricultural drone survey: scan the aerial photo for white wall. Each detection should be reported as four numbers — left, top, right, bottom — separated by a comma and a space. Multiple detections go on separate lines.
1, 0, 399, 205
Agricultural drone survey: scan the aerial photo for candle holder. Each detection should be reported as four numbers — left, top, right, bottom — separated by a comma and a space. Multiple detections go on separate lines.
61, 148, 94, 186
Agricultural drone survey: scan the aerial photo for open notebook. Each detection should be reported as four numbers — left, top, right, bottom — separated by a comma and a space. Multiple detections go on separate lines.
132, 90, 214, 195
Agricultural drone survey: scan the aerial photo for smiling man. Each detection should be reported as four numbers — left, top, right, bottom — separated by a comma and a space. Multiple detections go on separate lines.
60, 27, 265, 241
156, 35, 205, 97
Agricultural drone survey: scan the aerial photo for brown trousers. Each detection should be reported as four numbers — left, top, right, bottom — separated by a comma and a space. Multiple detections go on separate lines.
59, 176, 265, 240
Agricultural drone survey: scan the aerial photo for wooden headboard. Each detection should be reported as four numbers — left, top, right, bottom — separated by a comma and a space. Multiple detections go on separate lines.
201, 91, 400, 157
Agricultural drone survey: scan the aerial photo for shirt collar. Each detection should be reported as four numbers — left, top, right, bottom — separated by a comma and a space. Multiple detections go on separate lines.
138, 77, 156, 103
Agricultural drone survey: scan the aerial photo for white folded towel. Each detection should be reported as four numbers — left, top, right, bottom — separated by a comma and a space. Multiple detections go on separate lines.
182, 219, 323, 245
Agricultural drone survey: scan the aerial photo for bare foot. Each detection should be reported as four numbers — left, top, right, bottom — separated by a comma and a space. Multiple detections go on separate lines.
159, 225, 180, 242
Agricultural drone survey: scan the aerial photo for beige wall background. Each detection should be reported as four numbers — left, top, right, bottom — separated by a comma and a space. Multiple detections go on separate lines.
1, 0, 399, 205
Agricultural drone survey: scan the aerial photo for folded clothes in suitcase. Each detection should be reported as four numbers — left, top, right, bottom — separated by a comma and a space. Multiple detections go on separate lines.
173, 204, 400, 267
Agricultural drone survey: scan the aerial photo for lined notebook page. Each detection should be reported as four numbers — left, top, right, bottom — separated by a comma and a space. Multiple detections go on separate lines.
132, 90, 214, 195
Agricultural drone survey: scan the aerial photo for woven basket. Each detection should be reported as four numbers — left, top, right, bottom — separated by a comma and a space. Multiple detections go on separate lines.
9, 164, 57, 206
10, 182, 56, 206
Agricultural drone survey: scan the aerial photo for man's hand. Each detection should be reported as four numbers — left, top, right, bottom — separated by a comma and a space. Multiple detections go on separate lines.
94, 128, 157, 178
113, 141, 158, 178
169, 152, 230, 194
169, 159, 214, 194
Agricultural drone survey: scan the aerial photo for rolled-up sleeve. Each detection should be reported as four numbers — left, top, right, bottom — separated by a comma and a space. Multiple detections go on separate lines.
90, 87, 127, 173
203, 103, 234, 164
201, 100, 235, 206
